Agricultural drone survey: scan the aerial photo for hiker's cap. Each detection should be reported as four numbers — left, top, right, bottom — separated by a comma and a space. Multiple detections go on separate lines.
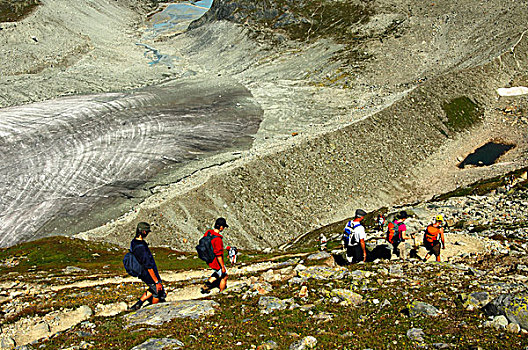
398, 211, 409, 219
215, 217, 229, 228
355, 209, 367, 218
137, 222, 151, 232
435, 214, 444, 222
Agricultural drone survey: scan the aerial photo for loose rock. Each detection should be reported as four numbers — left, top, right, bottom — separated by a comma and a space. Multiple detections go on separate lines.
328, 289, 363, 307
124, 300, 219, 328
289, 336, 317, 350
130, 338, 184, 350
408, 301, 440, 317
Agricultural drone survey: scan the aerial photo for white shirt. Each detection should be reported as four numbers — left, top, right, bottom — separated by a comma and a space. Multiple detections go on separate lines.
352, 222, 366, 245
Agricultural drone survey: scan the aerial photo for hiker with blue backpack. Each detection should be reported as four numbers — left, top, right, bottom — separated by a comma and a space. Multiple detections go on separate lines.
127, 222, 166, 311
342, 209, 368, 264
197, 217, 229, 294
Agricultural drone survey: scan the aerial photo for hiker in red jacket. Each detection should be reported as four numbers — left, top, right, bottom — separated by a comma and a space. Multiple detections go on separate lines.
201, 218, 229, 294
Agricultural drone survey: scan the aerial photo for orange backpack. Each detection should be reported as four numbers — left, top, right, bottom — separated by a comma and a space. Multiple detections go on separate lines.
424, 225, 440, 244
386, 221, 400, 244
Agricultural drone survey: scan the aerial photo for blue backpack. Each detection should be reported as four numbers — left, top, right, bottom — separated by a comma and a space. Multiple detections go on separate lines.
343, 221, 361, 246
123, 243, 144, 277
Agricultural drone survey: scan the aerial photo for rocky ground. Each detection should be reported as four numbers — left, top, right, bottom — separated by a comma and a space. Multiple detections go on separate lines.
1, 1, 528, 349
1, 0, 527, 248
1, 175, 528, 349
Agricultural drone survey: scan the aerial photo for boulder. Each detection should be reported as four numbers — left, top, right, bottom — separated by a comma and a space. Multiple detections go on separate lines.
256, 340, 278, 350
124, 300, 219, 328
408, 301, 440, 317
0, 337, 15, 349
63, 266, 88, 273
459, 291, 491, 310
95, 302, 128, 317
350, 270, 370, 279
483, 293, 528, 330
298, 286, 308, 298
258, 296, 288, 314
328, 289, 363, 307
406, 328, 426, 343
506, 322, 521, 333
311, 312, 333, 322
306, 251, 331, 260
251, 281, 273, 295
130, 338, 184, 350
297, 266, 349, 280
389, 265, 403, 277
261, 270, 283, 283
289, 336, 317, 350
493, 315, 509, 329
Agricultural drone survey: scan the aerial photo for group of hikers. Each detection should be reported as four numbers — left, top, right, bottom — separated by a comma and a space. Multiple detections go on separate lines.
126, 217, 235, 311
342, 209, 446, 264
125, 210, 446, 311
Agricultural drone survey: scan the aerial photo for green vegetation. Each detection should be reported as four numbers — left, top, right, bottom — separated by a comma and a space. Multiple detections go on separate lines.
1, 229, 528, 349
219, 0, 374, 75
432, 166, 528, 202
442, 96, 483, 132
226, 0, 371, 42
0, 0, 40, 22
0, 236, 286, 279
274, 0, 370, 42
28, 254, 528, 349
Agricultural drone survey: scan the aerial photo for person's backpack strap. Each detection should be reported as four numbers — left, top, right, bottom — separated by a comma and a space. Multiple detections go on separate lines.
130, 242, 145, 267
346, 222, 362, 246
130, 242, 140, 257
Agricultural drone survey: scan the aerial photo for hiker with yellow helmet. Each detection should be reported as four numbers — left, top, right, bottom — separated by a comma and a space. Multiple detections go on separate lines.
423, 215, 446, 262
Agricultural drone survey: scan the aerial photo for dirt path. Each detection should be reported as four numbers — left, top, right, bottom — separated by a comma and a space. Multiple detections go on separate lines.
49, 258, 296, 301
46, 234, 484, 298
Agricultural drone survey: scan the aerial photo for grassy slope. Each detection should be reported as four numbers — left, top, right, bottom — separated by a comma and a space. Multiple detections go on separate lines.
1, 226, 528, 348
1, 1, 527, 348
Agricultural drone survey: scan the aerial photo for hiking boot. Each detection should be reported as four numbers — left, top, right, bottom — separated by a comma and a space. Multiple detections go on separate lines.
200, 287, 211, 294
129, 300, 144, 311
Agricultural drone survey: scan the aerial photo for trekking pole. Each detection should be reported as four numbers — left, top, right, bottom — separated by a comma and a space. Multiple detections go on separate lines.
410, 232, 418, 249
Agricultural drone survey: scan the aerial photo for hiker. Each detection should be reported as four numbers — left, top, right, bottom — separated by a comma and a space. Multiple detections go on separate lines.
387, 211, 413, 260
423, 215, 446, 262
200, 217, 229, 294
319, 233, 327, 251
129, 222, 166, 311
227, 246, 238, 265
342, 209, 368, 264
376, 214, 385, 232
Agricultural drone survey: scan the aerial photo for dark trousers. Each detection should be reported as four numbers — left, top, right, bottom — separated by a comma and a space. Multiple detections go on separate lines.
346, 245, 364, 263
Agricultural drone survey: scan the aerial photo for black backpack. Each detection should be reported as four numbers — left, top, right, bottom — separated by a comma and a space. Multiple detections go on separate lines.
196, 231, 219, 263
123, 243, 144, 277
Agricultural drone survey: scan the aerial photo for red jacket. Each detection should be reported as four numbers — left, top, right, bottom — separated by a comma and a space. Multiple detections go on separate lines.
204, 229, 224, 270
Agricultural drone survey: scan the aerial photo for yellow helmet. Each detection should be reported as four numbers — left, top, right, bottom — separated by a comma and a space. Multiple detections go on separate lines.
435, 214, 444, 222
